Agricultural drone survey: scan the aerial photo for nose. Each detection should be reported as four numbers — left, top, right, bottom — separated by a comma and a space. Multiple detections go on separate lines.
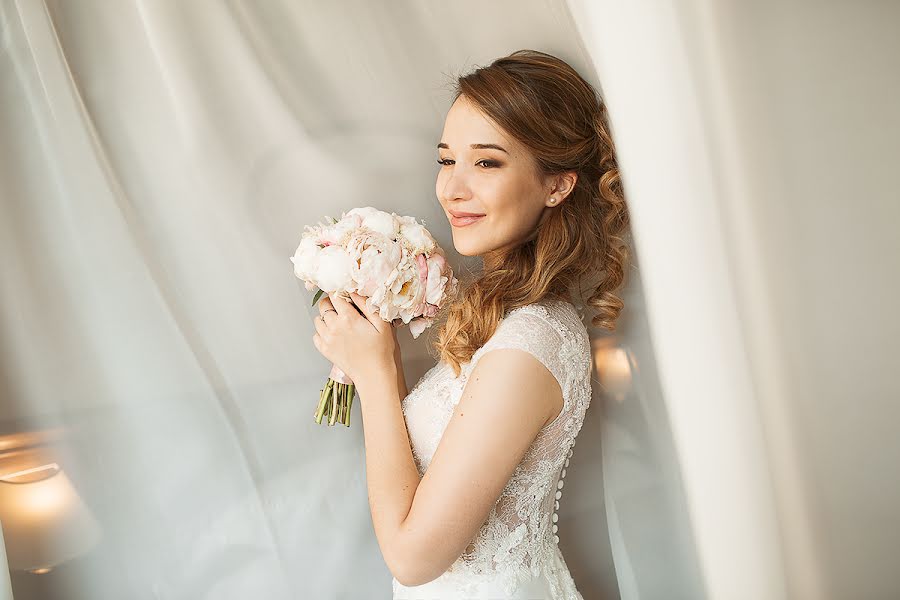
437, 164, 473, 205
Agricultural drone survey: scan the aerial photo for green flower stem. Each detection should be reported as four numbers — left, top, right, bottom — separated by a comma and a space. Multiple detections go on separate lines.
345, 384, 355, 427
329, 382, 339, 426
313, 378, 358, 428
314, 379, 334, 424
321, 396, 330, 424
315, 385, 325, 424
342, 386, 349, 425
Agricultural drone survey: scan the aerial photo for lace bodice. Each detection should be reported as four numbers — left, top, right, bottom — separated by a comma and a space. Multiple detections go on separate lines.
394, 299, 591, 598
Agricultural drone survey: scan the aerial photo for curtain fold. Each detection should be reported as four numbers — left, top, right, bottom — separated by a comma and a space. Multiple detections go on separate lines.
1, 1, 633, 598
569, 1, 900, 599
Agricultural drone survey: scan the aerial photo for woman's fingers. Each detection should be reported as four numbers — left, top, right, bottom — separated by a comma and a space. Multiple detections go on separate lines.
313, 312, 328, 336
328, 292, 355, 317
318, 295, 335, 317
349, 292, 381, 328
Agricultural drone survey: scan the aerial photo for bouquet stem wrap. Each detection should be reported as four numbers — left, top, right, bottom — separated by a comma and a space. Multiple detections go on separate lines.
313, 364, 355, 427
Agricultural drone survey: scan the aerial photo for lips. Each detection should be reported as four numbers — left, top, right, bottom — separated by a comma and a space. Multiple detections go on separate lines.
447, 209, 486, 228
449, 214, 485, 228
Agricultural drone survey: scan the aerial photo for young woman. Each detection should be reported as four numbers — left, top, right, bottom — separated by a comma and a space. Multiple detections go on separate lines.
313, 49, 630, 599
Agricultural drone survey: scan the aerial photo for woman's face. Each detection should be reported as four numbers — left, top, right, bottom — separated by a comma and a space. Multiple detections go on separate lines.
436, 95, 561, 266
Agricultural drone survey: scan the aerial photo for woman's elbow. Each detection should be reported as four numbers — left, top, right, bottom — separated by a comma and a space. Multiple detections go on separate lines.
391, 559, 427, 588
390, 554, 444, 588
387, 522, 455, 587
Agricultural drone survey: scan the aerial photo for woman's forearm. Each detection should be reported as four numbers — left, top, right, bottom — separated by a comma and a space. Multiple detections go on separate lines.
396, 361, 409, 400
355, 369, 420, 578
394, 344, 409, 400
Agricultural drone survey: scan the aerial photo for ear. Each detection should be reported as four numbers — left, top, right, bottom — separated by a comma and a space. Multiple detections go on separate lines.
547, 171, 578, 206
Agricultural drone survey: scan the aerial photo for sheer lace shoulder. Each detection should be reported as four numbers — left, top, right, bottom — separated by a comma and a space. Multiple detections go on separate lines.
460, 304, 568, 406
396, 299, 592, 598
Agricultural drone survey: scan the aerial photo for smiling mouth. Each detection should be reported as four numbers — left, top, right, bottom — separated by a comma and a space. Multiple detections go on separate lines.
449, 214, 485, 227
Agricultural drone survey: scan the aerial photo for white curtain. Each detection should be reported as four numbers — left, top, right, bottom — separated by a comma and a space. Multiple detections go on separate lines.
0, 1, 655, 598
4, 1, 897, 599
568, 1, 900, 599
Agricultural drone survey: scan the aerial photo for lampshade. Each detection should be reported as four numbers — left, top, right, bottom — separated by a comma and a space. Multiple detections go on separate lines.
0, 461, 102, 572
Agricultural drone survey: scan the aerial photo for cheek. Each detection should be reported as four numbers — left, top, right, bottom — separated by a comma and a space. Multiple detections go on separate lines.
485, 179, 524, 216
494, 180, 543, 230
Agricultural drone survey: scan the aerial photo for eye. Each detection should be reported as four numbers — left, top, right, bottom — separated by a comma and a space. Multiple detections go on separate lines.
476, 159, 501, 168
435, 158, 501, 168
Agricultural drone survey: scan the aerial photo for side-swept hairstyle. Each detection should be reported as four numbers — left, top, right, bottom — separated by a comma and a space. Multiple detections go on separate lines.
434, 49, 631, 377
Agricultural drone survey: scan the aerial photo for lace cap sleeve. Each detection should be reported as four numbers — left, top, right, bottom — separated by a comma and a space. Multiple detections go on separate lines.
463, 306, 568, 396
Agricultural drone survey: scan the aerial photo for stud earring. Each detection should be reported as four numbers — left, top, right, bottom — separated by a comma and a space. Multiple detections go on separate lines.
550, 197, 557, 204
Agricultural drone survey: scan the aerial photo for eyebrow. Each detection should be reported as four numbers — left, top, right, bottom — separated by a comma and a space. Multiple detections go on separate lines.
437, 142, 509, 154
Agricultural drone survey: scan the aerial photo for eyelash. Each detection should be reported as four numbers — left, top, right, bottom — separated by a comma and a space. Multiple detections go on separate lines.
436, 158, 501, 169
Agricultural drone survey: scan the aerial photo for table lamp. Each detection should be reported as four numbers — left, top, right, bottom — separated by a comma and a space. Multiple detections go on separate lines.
0, 453, 101, 573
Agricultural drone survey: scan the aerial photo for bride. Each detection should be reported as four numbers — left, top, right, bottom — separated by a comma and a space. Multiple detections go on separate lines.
312, 49, 630, 599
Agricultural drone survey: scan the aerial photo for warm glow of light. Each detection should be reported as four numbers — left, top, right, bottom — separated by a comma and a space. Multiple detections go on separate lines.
592, 341, 634, 402
20, 473, 73, 518
0, 462, 59, 482
0, 457, 102, 571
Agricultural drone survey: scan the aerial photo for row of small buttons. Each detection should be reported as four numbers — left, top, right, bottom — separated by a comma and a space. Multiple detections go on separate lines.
552, 447, 574, 544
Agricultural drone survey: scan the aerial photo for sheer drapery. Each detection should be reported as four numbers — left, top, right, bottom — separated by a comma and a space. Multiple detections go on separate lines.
568, 1, 900, 599
1, 1, 641, 598
6, 1, 896, 599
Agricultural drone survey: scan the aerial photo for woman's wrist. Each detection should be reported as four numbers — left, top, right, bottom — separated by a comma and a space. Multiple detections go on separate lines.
355, 360, 398, 398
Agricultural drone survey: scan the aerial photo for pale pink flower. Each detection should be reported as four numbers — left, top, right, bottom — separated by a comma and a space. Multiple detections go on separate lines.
346, 229, 402, 297
424, 252, 451, 306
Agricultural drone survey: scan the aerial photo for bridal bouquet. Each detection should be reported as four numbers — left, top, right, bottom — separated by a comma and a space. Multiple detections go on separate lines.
291, 206, 459, 427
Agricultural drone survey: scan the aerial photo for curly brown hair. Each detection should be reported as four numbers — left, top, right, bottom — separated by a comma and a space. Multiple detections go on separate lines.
432, 49, 631, 378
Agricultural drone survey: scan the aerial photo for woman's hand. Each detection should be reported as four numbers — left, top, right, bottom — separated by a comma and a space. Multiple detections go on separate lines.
313, 291, 398, 386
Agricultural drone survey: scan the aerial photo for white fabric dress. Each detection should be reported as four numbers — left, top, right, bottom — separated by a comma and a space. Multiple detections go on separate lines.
392, 299, 592, 600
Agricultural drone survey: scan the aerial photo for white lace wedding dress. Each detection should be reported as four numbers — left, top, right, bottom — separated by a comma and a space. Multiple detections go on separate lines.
392, 299, 592, 600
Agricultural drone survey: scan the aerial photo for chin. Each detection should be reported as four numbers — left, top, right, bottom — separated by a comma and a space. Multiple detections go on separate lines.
453, 244, 480, 257
453, 235, 484, 256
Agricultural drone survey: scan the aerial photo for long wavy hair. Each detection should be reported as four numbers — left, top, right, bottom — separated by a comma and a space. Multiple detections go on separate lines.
432, 49, 631, 377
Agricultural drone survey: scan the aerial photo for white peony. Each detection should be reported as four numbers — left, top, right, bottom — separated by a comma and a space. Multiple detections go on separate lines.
290, 235, 322, 282
346, 206, 400, 238
396, 215, 437, 254
314, 245, 356, 293
320, 217, 360, 247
